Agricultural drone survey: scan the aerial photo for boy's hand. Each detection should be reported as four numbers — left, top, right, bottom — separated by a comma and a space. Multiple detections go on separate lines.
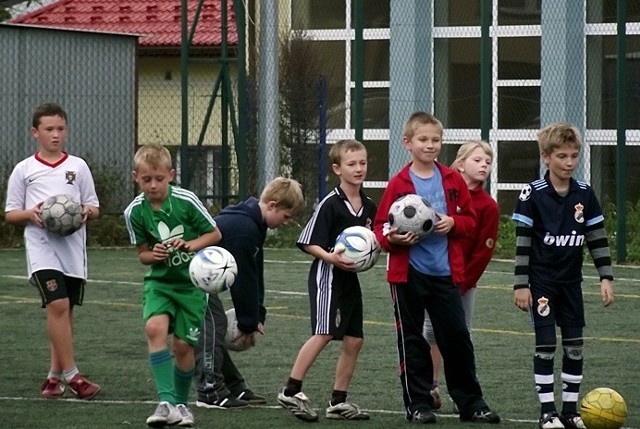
514, 288, 532, 311
330, 246, 357, 271
30, 202, 44, 227
166, 238, 190, 252
601, 279, 614, 307
151, 242, 172, 261
387, 228, 420, 246
232, 331, 256, 349
433, 214, 453, 235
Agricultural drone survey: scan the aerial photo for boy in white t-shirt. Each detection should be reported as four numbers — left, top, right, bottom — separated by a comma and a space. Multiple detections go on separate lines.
4, 102, 101, 400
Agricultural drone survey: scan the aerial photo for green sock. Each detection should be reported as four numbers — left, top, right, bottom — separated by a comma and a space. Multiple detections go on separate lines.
174, 366, 194, 405
149, 349, 175, 404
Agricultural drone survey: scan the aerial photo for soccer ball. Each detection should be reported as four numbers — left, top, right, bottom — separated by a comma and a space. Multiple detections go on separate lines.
387, 194, 438, 237
41, 194, 83, 236
189, 246, 237, 294
580, 387, 628, 429
224, 308, 254, 352
334, 225, 381, 272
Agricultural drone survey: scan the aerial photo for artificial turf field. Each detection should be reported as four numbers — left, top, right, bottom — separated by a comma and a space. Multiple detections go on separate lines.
0, 247, 638, 429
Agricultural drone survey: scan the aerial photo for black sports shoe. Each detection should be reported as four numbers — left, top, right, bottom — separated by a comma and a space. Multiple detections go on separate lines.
235, 389, 267, 405
460, 406, 501, 424
196, 392, 249, 409
560, 412, 586, 429
405, 408, 437, 424
539, 411, 565, 429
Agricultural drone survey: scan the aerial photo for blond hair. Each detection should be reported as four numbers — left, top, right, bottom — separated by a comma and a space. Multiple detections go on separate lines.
537, 122, 582, 156
403, 111, 443, 139
260, 177, 305, 216
452, 140, 493, 171
329, 139, 367, 165
133, 144, 173, 171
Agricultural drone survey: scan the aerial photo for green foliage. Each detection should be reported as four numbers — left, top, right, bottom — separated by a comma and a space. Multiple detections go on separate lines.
604, 199, 640, 264
494, 215, 516, 259
264, 221, 304, 249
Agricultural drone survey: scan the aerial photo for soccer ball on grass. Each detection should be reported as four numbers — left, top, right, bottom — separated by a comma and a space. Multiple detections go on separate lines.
189, 246, 237, 294
580, 387, 627, 429
41, 194, 83, 236
334, 226, 381, 273
387, 194, 438, 237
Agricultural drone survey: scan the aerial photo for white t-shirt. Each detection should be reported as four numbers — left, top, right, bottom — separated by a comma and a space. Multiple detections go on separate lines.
5, 152, 100, 279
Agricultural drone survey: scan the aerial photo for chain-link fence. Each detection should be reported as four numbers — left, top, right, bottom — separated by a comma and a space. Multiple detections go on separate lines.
4, 1, 640, 227
1, 24, 136, 215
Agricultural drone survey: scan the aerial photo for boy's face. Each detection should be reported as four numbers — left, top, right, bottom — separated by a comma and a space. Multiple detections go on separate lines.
332, 148, 367, 187
403, 123, 442, 166
132, 162, 175, 205
542, 144, 580, 183
264, 202, 294, 229
32, 115, 67, 154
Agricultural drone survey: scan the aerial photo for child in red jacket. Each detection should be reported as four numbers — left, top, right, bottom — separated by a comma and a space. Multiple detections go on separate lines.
423, 140, 499, 411
373, 112, 499, 425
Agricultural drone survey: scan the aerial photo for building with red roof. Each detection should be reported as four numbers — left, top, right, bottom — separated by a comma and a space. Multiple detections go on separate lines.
10, 0, 238, 52
9, 0, 239, 150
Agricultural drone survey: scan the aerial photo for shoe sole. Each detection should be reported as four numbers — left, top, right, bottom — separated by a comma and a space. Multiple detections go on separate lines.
326, 413, 370, 420
146, 419, 181, 428
277, 399, 319, 422
70, 387, 101, 401
195, 400, 249, 409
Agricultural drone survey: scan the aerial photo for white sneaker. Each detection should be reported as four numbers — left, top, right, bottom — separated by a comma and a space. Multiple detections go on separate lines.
277, 389, 319, 422
539, 412, 565, 429
326, 401, 370, 420
146, 401, 182, 428
176, 404, 195, 428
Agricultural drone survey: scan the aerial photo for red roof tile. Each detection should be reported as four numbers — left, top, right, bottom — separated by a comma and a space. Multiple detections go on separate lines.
10, 0, 237, 47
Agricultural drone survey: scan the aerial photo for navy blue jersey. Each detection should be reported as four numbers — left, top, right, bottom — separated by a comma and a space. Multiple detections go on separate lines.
297, 186, 377, 252
512, 172, 606, 285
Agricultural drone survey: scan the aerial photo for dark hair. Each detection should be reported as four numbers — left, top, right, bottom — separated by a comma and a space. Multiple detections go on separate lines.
32, 103, 68, 128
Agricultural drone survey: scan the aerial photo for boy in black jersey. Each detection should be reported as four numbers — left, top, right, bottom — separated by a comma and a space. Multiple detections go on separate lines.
512, 122, 614, 429
277, 139, 376, 422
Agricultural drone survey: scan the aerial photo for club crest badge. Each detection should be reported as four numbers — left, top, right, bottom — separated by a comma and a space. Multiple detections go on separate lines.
519, 185, 532, 201
537, 296, 550, 317
574, 203, 584, 223
65, 170, 76, 185
46, 279, 58, 292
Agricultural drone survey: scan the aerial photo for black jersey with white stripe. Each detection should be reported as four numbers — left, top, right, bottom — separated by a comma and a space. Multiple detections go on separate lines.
297, 186, 377, 252
512, 171, 611, 285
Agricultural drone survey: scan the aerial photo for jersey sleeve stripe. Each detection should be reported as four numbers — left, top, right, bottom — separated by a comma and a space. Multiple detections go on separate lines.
512, 213, 533, 226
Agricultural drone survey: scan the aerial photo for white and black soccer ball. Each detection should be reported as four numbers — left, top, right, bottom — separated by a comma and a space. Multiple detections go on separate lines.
224, 308, 254, 352
41, 194, 83, 236
388, 194, 438, 237
189, 246, 237, 294
334, 225, 381, 273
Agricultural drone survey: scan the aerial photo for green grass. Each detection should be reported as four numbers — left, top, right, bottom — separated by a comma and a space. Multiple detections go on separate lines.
0, 248, 638, 429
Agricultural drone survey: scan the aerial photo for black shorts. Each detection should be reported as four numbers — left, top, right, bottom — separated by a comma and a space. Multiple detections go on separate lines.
31, 269, 85, 309
530, 281, 585, 328
308, 260, 364, 340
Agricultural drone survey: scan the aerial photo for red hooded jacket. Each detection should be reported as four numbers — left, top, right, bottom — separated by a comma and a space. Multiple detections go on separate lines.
373, 162, 476, 286
458, 186, 499, 294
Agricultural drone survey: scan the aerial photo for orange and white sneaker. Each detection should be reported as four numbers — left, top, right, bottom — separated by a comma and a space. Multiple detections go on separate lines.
67, 374, 101, 400
41, 378, 65, 399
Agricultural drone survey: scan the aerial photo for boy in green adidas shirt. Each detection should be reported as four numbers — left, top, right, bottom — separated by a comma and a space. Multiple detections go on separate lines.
124, 144, 221, 428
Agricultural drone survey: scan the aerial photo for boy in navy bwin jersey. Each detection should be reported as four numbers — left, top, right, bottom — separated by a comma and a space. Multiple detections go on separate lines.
278, 139, 376, 422
512, 122, 614, 429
